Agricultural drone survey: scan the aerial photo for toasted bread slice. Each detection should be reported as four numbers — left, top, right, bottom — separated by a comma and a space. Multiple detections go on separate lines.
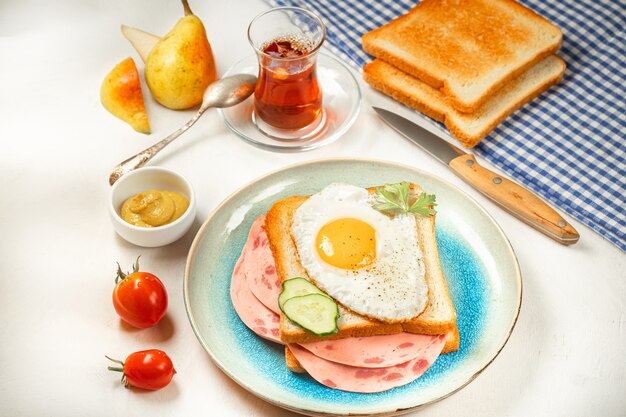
362, 0, 562, 113
265, 184, 457, 345
285, 346, 307, 373
363, 55, 565, 147
284, 327, 460, 373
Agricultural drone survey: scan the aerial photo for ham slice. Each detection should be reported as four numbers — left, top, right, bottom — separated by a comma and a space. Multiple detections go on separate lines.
242, 215, 281, 314
299, 333, 443, 368
288, 339, 446, 393
230, 251, 283, 344
231, 215, 448, 392
231, 253, 445, 369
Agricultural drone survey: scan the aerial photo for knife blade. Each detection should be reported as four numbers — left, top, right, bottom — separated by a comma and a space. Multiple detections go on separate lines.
373, 107, 579, 245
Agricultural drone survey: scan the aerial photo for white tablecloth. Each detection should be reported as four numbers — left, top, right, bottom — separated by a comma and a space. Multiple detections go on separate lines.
1, 0, 624, 415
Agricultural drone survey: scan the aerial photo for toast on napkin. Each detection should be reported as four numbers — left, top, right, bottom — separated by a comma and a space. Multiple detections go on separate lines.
364, 55, 566, 147
264, 184, 458, 350
362, 0, 563, 113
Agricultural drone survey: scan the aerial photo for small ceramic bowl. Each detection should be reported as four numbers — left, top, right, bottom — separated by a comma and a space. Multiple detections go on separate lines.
109, 167, 196, 247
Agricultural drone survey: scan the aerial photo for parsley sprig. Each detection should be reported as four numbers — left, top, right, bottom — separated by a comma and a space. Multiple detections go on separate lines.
373, 182, 437, 216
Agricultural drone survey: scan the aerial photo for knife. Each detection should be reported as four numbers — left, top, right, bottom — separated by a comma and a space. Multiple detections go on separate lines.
373, 107, 579, 245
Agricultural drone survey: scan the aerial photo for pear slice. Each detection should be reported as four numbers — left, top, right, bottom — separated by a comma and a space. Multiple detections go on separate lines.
121, 25, 161, 63
100, 57, 151, 134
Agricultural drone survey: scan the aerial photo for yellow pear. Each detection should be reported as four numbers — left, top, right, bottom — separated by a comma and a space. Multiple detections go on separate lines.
100, 57, 151, 134
145, 0, 217, 110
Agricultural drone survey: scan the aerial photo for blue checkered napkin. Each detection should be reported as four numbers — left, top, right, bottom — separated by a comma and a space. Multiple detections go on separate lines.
266, 0, 626, 251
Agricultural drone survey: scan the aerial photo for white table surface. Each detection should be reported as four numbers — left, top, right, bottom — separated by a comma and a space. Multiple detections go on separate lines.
1, 0, 624, 416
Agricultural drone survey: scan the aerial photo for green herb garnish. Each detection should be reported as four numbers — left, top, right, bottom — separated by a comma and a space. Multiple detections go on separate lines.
372, 182, 437, 216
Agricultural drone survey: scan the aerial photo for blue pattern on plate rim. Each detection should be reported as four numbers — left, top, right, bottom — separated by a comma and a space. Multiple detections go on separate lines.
221, 217, 488, 403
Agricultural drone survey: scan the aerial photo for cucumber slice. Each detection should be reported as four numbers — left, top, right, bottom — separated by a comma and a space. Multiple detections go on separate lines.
278, 277, 326, 310
281, 293, 339, 336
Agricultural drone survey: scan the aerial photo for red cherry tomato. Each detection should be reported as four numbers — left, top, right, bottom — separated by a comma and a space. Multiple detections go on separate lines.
112, 257, 167, 328
107, 349, 176, 390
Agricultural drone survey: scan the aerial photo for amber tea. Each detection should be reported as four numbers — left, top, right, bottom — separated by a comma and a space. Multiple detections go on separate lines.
254, 37, 323, 130
248, 7, 326, 135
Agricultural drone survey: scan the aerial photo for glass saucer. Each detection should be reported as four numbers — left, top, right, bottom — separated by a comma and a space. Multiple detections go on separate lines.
218, 52, 362, 152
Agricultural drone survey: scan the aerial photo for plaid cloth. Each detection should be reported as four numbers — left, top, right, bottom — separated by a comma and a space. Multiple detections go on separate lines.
266, 0, 626, 251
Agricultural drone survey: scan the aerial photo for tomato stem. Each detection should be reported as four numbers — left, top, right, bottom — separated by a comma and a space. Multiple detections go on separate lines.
115, 263, 126, 284
106, 356, 129, 387
132, 256, 141, 273
105, 355, 125, 366
115, 256, 142, 284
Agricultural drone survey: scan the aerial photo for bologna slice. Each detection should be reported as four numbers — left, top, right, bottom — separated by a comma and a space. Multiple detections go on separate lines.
242, 215, 281, 314
233, 252, 446, 370
299, 333, 444, 368
230, 251, 283, 344
288, 338, 446, 393
233, 216, 448, 390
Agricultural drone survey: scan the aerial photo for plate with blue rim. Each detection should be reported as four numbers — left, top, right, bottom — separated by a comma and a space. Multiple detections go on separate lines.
184, 158, 522, 416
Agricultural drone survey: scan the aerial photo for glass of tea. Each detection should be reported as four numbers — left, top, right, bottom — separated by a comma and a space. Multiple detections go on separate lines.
248, 7, 326, 139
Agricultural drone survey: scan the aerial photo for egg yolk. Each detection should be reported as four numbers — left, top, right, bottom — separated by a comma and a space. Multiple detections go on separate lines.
316, 218, 376, 270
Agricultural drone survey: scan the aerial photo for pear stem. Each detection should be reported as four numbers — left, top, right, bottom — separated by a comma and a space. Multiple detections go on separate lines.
181, 0, 193, 16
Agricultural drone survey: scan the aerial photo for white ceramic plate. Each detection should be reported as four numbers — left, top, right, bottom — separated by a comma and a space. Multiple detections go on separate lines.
184, 158, 522, 416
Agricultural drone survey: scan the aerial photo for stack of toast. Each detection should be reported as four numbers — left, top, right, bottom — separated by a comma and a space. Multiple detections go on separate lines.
362, 0, 565, 147
264, 184, 458, 373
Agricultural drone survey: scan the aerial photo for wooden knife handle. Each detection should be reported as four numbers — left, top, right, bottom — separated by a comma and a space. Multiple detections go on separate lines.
449, 154, 579, 245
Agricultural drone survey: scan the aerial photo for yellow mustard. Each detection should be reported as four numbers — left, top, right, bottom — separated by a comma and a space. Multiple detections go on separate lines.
121, 189, 189, 227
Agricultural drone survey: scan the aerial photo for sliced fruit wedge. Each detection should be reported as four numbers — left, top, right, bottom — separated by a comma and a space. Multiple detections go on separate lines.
121, 25, 161, 63
100, 57, 150, 134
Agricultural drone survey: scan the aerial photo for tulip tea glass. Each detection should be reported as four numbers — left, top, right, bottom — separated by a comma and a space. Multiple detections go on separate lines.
248, 7, 326, 140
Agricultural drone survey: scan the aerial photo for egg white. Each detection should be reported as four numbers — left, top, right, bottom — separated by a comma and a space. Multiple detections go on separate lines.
291, 183, 428, 322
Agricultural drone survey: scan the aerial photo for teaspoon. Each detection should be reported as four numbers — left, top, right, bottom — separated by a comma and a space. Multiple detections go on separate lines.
109, 73, 257, 186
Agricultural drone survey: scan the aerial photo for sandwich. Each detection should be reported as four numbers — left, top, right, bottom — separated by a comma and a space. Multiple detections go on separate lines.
230, 182, 459, 393
361, 0, 564, 146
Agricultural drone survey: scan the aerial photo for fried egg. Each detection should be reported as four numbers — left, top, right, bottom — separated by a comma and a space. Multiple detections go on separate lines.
291, 183, 428, 322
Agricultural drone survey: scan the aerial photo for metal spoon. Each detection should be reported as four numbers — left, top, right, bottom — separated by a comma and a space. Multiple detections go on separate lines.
109, 73, 257, 186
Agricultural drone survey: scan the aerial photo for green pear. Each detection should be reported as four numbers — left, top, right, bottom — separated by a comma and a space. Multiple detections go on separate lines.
144, 0, 217, 110
121, 25, 161, 63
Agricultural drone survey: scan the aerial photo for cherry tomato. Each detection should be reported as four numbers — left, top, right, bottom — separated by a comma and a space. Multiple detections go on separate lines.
112, 257, 167, 328
107, 349, 176, 390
